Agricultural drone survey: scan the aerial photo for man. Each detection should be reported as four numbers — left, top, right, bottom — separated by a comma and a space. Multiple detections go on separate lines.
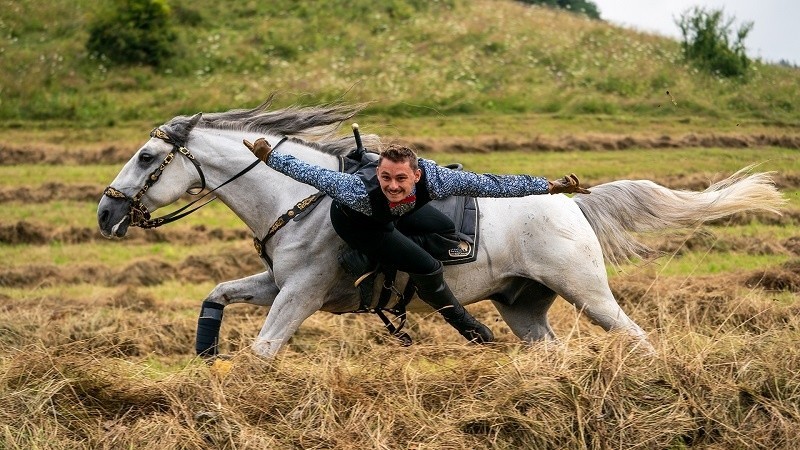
244, 138, 589, 343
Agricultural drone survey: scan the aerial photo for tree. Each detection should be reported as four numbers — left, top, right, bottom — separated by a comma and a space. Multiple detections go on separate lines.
676, 6, 753, 78
86, 0, 177, 67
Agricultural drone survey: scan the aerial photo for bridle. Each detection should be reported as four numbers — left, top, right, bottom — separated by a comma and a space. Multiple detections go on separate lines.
103, 127, 283, 229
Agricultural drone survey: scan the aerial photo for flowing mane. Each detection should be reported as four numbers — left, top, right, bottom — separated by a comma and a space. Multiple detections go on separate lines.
163, 95, 381, 156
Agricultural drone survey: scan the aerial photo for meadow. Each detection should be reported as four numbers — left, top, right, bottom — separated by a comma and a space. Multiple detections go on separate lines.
1, 132, 799, 448
2, 0, 800, 448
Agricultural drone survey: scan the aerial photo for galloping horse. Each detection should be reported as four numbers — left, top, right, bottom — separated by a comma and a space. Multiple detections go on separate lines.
97, 100, 785, 357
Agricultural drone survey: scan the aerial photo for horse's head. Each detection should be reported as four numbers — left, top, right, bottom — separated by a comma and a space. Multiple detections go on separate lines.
98, 98, 379, 240
97, 113, 205, 238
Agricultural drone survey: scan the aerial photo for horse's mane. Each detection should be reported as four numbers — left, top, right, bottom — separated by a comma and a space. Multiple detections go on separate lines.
166, 95, 382, 156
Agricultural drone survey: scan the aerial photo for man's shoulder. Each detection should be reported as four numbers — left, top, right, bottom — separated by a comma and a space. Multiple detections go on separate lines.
418, 157, 438, 170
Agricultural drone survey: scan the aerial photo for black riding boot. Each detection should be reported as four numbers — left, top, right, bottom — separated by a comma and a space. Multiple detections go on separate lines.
409, 264, 494, 343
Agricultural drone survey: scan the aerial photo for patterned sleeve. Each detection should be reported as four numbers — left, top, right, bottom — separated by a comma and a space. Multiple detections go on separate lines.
266, 152, 373, 215
420, 158, 550, 200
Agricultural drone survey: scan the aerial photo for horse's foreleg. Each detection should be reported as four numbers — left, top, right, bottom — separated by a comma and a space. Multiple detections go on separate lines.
204, 270, 280, 307
196, 271, 279, 357
251, 287, 325, 358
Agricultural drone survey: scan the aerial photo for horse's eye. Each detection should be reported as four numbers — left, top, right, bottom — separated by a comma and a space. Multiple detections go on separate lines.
139, 153, 155, 163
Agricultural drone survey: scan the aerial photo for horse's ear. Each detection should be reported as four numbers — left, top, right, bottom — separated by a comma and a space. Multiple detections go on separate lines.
188, 112, 202, 128
183, 112, 202, 135
164, 113, 203, 145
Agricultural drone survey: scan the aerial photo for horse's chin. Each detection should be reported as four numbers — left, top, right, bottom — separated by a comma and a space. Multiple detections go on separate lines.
100, 216, 131, 239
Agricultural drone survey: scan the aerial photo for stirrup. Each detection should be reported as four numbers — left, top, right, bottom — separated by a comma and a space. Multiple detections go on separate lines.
354, 268, 378, 287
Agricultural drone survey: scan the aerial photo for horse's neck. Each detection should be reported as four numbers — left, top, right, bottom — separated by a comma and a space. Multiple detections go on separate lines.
191, 129, 340, 239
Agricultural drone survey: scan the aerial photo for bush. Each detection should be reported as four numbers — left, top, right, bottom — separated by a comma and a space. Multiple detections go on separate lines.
516, 0, 600, 19
676, 7, 752, 78
86, 0, 177, 67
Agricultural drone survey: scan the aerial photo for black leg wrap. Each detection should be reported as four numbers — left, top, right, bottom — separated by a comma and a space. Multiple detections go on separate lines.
196, 301, 224, 357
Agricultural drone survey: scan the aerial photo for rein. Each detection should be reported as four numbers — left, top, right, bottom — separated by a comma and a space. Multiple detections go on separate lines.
103, 129, 286, 229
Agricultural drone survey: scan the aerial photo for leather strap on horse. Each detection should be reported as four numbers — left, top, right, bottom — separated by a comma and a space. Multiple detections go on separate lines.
253, 152, 346, 267
103, 129, 286, 229
372, 274, 415, 346
253, 190, 327, 269
263, 192, 326, 241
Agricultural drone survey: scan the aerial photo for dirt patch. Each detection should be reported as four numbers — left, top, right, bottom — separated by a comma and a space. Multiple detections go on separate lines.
0, 221, 250, 245
0, 265, 61, 288
3, 133, 800, 166
104, 286, 158, 312
784, 237, 800, 256
110, 259, 175, 287
706, 210, 800, 227
655, 232, 796, 257
0, 184, 101, 203
745, 259, 800, 293
0, 252, 264, 289
180, 254, 260, 283
0, 221, 49, 245
0, 144, 133, 166
410, 133, 800, 154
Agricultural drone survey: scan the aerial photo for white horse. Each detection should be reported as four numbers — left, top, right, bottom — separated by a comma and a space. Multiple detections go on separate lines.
97, 100, 785, 358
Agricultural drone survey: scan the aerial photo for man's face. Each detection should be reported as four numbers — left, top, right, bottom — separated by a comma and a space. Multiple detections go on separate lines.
377, 158, 421, 202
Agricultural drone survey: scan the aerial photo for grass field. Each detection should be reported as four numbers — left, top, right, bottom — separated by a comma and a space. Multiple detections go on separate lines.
1, 129, 799, 448
2, 0, 799, 125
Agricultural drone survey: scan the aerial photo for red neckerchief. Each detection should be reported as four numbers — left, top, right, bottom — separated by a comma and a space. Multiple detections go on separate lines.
388, 193, 416, 209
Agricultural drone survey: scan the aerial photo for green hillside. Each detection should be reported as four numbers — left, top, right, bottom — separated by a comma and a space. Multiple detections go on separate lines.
2, 0, 799, 130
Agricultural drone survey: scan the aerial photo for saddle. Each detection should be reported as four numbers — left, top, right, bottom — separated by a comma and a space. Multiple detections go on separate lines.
427, 190, 479, 265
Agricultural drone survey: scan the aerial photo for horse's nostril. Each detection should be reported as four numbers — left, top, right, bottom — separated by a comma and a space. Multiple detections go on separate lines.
99, 208, 109, 227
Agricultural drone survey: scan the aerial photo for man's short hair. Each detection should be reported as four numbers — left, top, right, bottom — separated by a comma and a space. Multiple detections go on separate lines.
379, 144, 419, 171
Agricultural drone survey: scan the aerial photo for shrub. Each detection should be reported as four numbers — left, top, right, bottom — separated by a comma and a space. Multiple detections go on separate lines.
516, 0, 600, 19
676, 7, 752, 78
86, 0, 177, 67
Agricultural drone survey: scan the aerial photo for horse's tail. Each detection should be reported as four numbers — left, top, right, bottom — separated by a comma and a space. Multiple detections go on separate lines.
573, 165, 786, 266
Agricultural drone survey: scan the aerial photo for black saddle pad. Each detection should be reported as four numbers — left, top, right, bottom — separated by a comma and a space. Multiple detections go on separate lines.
428, 195, 479, 265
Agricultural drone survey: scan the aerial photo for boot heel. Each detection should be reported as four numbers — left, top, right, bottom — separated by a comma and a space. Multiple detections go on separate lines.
409, 264, 494, 344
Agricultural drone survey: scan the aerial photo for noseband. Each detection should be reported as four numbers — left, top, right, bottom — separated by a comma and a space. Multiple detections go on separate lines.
103, 127, 279, 229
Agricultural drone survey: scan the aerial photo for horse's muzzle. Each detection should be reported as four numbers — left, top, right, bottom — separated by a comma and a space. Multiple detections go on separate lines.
97, 195, 132, 238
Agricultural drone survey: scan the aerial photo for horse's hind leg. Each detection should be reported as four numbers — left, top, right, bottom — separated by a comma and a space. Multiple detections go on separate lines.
491, 279, 558, 342
552, 272, 652, 351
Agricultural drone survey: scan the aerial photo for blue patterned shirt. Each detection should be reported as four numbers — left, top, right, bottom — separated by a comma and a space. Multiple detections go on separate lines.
266, 151, 550, 216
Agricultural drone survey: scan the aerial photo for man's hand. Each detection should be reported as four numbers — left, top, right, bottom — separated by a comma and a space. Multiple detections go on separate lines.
243, 138, 272, 162
548, 173, 591, 195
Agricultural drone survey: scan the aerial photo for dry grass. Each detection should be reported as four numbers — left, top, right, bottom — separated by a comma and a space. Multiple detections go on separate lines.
2, 267, 800, 449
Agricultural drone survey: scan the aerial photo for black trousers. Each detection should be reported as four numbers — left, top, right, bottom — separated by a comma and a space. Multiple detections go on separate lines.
330, 202, 455, 275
